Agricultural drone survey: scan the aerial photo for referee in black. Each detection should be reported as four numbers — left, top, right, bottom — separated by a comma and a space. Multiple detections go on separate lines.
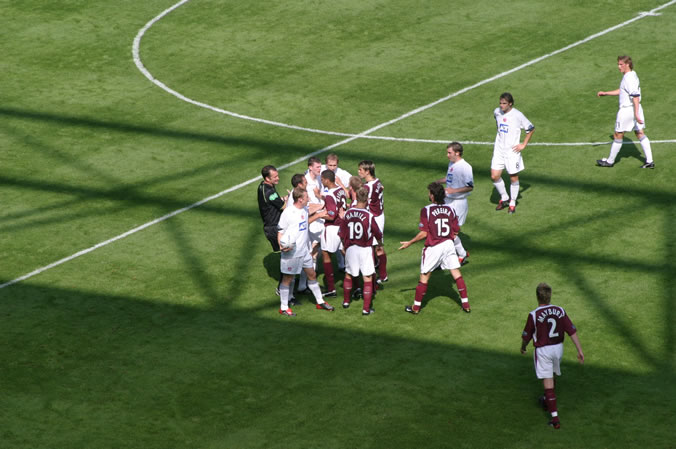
257, 165, 286, 252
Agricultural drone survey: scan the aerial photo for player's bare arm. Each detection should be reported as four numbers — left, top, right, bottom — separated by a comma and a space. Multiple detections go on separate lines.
445, 185, 473, 195
570, 333, 584, 364
513, 129, 534, 152
597, 89, 620, 97
632, 96, 643, 124
309, 209, 328, 224
398, 231, 427, 250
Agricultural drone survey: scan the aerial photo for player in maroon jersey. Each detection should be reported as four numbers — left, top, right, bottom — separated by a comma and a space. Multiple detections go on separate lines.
339, 187, 382, 315
520, 283, 584, 429
320, 170, 347, 297
358, 160, 388, 286
398, 182, 471, 313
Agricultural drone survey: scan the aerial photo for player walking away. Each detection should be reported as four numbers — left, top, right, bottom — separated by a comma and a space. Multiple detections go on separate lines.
398, 182, 471, 314
596, 55, 654, 168
440, 142, 473, 265
277, 187, 334, 316
320, 170, 347, 298
491, 92, 535, 214
520, 283, 584, 429
339, 187, 382, 315
358, 160, 388, 286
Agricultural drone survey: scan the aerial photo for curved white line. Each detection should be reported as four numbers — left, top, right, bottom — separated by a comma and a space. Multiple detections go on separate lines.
133, 0, 676, 145
2, 1, 675, 290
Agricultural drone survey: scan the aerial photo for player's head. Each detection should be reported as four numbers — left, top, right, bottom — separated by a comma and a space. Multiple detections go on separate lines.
307, 157, 322, 176
617, 55, 633, 72
261, 165, 279, 184
355, 187, 369, 204
499, 92, 514, 113
358, 160, 376, 178
428, 182, 446, 204
292, 186, 307, 204
446, 141, 463, 161
326, 153, 339, 171
349, 175, 363, 191
536, 283, 552, 304
321, 169, 336, 187
291, 173, 306, 188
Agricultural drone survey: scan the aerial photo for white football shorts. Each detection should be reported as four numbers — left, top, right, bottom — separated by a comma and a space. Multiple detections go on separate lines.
321, 225, 343, 253
308, 220, 323, 244
371, 214, 385, 245
533, 343, 564, 379
615, 105, 645, 133
345, 245, 375, 277
280, 251, 314, 275
420, 240, 460, 274
445, 198, 468, 226
491, 146, 525, 175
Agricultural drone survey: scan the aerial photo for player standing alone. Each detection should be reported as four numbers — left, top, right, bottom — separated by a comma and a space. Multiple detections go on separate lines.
520, 283, 584, 429
398, 182, 471, 314
596, 55, 654, 168
491, 92, 535, 214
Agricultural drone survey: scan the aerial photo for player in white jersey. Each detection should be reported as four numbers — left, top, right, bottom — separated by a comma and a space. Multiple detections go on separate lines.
302, 157, 325, 292
277, 187, 334, 316
440, 142, 473, 265
491, 92, 535, 215
596, 55, 654, 168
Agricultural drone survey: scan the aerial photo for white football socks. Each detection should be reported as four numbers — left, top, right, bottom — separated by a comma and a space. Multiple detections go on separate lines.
509, 182, 520, 206
279, 284, 291, 310
607, 140, 623, 164
454, 236, 467, 259
308, 280, 324, 304
640, 136, 653, 163
493, 178, 509, 201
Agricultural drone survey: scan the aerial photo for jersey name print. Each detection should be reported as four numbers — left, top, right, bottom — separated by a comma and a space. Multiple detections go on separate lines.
523, 304, 577, 348
340, 207, 381, 248
419, 204, 459, 247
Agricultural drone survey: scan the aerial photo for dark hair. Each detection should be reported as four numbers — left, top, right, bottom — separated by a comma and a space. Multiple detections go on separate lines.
261, 165, 277, 180
292, 187, 306, 203
447, 141, 463, 156
500, 92, 514, 105
428, 182, 446, 204
321, 169, 335, 183
536, 283, 552, 304
308, 156, 321, 167
359, 160, 376, 177
291, 173, 305, 188
618, 55, 633, 70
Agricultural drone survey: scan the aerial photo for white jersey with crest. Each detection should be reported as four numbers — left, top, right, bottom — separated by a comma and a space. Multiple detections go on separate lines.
493, 107, 534, 152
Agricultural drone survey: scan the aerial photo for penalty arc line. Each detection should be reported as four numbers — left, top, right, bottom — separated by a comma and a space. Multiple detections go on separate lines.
2, 1, 675, 290
132, 0, 676, 143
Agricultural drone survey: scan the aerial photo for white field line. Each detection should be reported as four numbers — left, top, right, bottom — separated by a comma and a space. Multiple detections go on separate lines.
1, 1, 674, 290
132, 0, 676, 143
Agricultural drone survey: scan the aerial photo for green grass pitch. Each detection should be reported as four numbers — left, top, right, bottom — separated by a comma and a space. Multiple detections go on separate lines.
1, 0, 675, 448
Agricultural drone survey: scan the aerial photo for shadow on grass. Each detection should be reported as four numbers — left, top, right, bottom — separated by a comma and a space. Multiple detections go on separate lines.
0, 282, 673, 449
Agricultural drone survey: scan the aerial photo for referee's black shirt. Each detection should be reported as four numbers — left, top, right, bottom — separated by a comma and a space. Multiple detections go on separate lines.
258, 181, 284, 227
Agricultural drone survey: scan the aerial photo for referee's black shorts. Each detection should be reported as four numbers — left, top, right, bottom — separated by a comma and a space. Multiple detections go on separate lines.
263, 225, 280, 252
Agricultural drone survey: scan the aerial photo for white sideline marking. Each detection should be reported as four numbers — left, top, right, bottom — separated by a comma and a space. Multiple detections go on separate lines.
132, 0, 676, 143
1, 1, 674, 290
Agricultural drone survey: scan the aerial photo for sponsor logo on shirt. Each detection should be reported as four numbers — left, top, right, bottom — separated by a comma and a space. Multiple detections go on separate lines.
499, 123, 509, 133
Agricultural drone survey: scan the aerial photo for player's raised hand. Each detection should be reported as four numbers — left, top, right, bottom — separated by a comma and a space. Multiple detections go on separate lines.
398, 241, 412, 250
597, 91, 605, 97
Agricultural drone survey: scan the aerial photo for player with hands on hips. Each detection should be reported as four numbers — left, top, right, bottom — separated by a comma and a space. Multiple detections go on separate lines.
398, 182, 471, 314
520, 283, 584, 429
596, 55, 654, 168
491, 92, 534, 215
